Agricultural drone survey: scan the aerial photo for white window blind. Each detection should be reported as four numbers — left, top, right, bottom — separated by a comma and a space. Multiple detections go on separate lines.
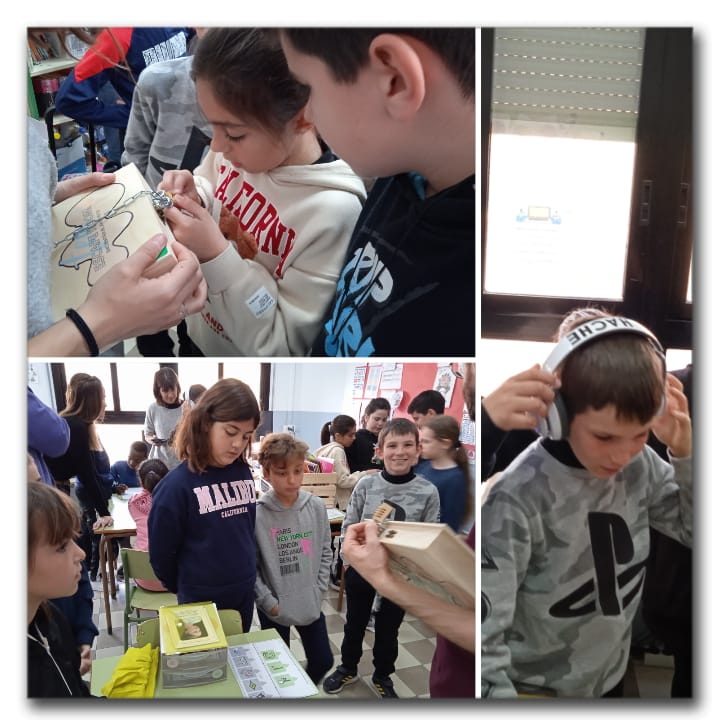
491, 28, 645, 141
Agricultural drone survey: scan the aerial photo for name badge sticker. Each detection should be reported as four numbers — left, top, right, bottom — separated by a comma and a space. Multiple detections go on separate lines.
246, 287, 277, 318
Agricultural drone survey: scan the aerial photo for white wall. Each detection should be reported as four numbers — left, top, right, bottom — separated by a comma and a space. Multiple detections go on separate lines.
269, 361, 357, 448
28, 362, 55, 409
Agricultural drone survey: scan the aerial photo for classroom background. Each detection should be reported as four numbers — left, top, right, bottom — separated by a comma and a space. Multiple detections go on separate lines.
29, 359, 476, 528
27, 358, 475, 699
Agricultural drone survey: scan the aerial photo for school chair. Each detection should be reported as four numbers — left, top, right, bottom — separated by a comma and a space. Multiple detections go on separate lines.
121, 547, 177, 651
133, 609, 245, 648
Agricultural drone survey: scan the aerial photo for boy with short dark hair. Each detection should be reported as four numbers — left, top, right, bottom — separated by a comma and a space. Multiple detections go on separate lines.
325, 417, 440, 698
255, 433, 334, 685
279, 29, 475, 357
108, 440, 148, 495
481, 309, 692, 698
407, 389, 445, 427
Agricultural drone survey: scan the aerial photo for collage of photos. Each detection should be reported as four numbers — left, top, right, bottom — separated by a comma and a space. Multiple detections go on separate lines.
26, 26, 476, 703
26, 23, 694, 707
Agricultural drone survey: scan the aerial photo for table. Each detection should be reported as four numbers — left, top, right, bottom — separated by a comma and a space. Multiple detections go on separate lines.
95, 490, 139, 634
90, 629, 319, 698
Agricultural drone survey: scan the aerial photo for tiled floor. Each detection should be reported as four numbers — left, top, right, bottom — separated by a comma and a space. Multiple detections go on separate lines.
89, 571, 438, 699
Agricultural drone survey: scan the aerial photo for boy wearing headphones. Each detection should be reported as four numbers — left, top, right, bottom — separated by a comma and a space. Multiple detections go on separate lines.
481, 308, 692, 698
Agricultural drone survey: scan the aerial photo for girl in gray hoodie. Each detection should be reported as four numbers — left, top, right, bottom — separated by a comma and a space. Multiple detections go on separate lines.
255, 434, 333, 684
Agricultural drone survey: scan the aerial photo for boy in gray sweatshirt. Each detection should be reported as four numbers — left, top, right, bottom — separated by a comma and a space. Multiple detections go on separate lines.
325, 418, 441, 698
255, 434, 333, 685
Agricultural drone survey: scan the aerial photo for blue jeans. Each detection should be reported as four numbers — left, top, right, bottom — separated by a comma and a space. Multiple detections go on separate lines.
258, 610, 333, 684
97, 83, 124, 164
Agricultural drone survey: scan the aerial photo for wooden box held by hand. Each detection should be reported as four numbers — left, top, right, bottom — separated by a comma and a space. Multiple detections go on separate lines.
49, 162, 177, 322
378, 521, 475, 610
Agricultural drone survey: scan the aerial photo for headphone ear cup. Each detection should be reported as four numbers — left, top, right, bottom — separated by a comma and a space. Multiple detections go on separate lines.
540, 394, 569, 440
554, 394, 569, 440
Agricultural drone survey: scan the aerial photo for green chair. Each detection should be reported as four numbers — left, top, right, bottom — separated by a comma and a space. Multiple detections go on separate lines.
121, 547, 177, 650
134, 609, 245, 648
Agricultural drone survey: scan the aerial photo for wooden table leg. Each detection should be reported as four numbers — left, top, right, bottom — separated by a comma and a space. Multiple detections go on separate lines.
108, 538, 117, 600
98, 534, 112, 634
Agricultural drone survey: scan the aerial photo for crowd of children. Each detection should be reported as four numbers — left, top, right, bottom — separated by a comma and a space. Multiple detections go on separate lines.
27, 21, 692, 705
29, 364, 477, 699
29, 27, 474, 358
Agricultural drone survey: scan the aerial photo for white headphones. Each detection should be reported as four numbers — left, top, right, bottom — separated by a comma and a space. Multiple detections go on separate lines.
537, 316, 666, 440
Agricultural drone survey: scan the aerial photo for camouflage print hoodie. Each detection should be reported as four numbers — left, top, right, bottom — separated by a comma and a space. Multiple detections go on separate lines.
481, 439, 692, 698
339, 469, 441, 558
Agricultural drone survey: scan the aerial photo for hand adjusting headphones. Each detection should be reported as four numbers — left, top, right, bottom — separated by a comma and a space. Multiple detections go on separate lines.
536, 316, 666, 441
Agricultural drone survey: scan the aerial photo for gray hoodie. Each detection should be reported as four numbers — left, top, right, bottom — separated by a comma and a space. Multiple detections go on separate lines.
255, 488, 333, 627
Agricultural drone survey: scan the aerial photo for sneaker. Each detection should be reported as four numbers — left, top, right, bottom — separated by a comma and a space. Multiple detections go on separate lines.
372, 676, 398, 699
323, 666, 359, 694
366, 613, 376, 633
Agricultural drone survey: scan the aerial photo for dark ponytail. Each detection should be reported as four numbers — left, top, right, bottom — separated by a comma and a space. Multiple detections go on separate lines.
321, 414, 356, 444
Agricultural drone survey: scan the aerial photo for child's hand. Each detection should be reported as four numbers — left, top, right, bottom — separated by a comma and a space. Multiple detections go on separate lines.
651, 373, 692, 458
158, 169, 199, 203
93, 515, 113, 531
270, 604, 280, 617
75, 235, 207, 349
78, 644, 92, 676
114, 483, 129, 494
163, 194, 230, 262
482, 364, 560, 431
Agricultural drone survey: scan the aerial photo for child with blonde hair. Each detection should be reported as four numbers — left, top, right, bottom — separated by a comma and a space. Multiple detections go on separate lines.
255, 433, 333, 684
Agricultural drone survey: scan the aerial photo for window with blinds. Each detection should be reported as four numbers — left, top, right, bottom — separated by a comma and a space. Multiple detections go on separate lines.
491, 28, 645, 140
484, 28, 647, 301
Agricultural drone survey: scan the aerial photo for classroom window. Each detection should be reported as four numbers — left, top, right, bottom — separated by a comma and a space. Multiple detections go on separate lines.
481, 27, 692, 350
51, 361, 266, 420
485, 28, 642, 300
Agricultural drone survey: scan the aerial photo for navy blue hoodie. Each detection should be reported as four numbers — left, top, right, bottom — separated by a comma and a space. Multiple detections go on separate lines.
148, 458, 256, 608
310, 172, 475, 357
54, 27, 193, 128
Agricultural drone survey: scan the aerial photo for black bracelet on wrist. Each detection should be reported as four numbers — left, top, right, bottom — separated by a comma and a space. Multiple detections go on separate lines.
65, 309, 99, 356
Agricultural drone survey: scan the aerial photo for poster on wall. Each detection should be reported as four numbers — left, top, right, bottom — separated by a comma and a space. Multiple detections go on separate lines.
352, 400, 363, 425
352, 366, 367, 399
461, 410, 475, 450
380, 364, 403, 390
365, 365, 383, 397
380, 389, 405, 418
433, 364, 456, 408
